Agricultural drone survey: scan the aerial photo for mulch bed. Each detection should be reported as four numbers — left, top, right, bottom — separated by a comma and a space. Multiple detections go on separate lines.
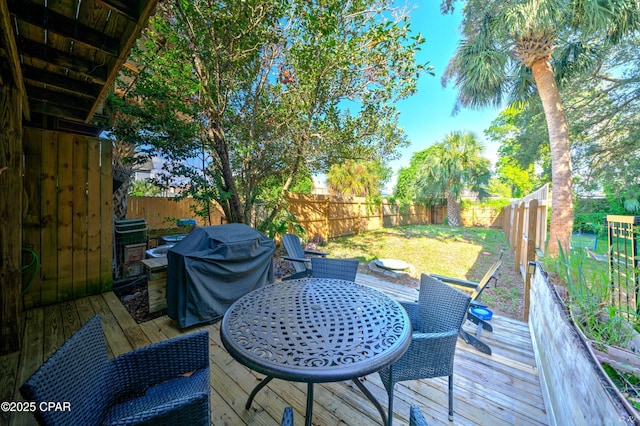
113, 278, 166, 324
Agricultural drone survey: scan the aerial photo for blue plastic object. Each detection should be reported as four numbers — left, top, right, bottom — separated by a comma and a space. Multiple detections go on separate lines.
470, 307, 493, 321
177, 218, 197, 228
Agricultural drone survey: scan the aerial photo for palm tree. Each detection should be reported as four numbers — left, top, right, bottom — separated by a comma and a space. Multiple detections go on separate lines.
440, 0, 640, 254
413, 132, 490, 227
326, 160, 390, 198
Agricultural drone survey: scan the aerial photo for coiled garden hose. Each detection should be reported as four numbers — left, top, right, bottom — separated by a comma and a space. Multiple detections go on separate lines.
21, 247, 40, 296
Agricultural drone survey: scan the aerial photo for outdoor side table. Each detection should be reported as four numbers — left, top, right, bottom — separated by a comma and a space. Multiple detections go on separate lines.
220, 278, 412, 426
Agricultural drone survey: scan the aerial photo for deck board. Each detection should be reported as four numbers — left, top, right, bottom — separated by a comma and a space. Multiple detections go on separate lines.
7, 272, 549, 426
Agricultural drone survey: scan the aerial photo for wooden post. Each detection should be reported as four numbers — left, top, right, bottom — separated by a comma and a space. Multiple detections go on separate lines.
503, 205, 511, 242
510, 204, 518, 255
524, 199, 538, 322
514, 202, 525, 273
323, 199, 330, 241
0, 85, 24, 355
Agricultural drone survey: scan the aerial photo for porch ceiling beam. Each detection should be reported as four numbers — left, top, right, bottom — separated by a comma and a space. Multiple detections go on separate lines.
18, 38, 108, 84
10, 1, 120, 57
0, 0, 30, 120
86, 0, 158, 122
95, 0, 140, 22
25, 84, 94, 114
29, 99, 87, 122
22, 65, 102, 100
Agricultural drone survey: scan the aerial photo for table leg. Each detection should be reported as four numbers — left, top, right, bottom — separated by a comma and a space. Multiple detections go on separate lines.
353, 378, 388, 426
245, 376, 274, 409
305, 383, 314, 426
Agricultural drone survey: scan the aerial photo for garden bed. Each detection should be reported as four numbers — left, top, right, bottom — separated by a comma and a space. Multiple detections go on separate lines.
529, 265, 639, 424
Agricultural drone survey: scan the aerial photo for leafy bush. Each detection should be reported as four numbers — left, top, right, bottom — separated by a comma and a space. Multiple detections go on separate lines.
573, 213, 607, 236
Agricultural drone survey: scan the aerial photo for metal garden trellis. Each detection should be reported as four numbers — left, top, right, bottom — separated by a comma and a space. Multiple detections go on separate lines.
606, 215, 640, 320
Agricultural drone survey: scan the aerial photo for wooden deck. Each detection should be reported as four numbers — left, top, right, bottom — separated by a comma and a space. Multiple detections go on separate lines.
1, 274, 548, 426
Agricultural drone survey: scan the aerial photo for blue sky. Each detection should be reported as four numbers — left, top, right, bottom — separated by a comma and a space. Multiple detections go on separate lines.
387, 2, 502, 187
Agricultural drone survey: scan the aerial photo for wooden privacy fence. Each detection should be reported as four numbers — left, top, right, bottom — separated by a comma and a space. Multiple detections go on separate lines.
503, 184, 551, 320
126, 197, 226, 230
284, 193, 505, 240
22, 128, 113, 308
284, 193, 440, 240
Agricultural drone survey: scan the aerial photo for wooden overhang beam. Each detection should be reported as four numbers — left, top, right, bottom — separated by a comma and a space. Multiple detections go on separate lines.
85, 0, 158, 123
18, 38, 109, 85
96, 0, 140, 22
10, 1, 120, 57
22, 65, 102, 99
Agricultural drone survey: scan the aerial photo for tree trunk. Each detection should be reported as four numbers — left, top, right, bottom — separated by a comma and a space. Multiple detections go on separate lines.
447, 193, 461, 227
210, 128, 244, 224
531, 58, 574, 255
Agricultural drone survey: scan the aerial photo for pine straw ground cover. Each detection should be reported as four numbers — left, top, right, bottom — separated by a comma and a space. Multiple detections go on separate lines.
318, 224, 524, 320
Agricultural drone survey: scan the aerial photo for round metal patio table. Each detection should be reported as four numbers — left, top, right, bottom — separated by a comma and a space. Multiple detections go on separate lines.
220, 278, 412, 426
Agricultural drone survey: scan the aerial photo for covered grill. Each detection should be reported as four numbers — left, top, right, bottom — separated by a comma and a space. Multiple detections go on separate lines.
166, 224, 275, 327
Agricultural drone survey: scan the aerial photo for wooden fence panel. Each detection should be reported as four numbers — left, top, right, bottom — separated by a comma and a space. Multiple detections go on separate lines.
22, 128, 112, 308
285, 194, 453, 240
126, 197, 225, 230
503, 184, 551, 278
461, 206, 504, 228
100, 141, 113, 292
286, 194, 329, 239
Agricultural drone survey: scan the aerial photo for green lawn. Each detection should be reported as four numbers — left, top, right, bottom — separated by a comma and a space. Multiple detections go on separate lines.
323, 224, 509, 282
319, 224, 523, 319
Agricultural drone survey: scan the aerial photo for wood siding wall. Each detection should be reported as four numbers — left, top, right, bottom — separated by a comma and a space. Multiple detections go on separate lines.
22, 128, 113, 308
1, 84, 24, 355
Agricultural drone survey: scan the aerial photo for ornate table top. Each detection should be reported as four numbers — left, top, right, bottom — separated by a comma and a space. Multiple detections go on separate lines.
220, 278, 411, 383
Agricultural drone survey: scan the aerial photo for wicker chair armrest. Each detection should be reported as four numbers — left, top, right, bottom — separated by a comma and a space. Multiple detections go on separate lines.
411, 330, 459, 342
282, 256, 311, 264
388, 330, 460, 380
410, 405, 429, 426
430, 274, 477, 290
110, 330, 209, 396
399, 302, 421, 329
303, 249, 328, 257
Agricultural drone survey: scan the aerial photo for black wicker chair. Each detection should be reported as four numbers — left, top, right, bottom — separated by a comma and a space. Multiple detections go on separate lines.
431, 258, 502, 355
20, 315, 210, 426
310, 257, 359, 282
378, 274, 470, 424
282, 233, 328, 280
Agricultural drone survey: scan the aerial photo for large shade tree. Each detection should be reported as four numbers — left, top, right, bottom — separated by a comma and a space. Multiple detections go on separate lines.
441, 0, 640, 254
413, 131, 491, 227
110, 0, 427, 229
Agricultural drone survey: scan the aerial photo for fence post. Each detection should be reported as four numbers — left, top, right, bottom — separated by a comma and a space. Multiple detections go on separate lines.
515, 202, 525, 273
524, 199, 538, 322
323, 199, 330, 241
503, 205, 511, 243
510, 204, 518, 255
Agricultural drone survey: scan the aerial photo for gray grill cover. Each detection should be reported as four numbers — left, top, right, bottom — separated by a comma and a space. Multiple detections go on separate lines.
166, 224, 275, 327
